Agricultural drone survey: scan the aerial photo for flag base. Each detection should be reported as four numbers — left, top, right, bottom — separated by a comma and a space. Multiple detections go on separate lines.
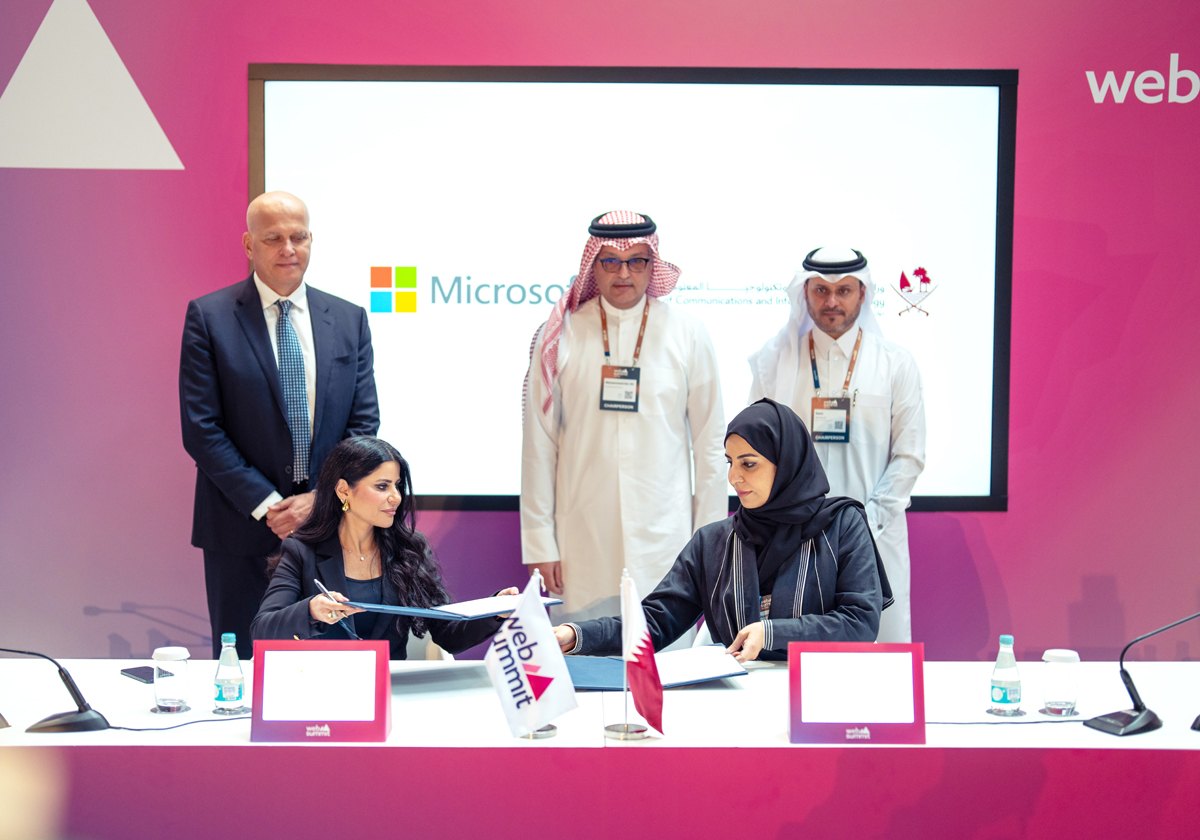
523, 725, 558, 739
604, 723, 648, 740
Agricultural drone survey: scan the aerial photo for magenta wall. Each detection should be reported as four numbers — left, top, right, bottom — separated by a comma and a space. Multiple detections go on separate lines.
2, 0, 1198, 662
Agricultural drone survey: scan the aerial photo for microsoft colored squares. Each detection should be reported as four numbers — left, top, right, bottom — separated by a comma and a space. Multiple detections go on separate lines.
370, 267, 417, 313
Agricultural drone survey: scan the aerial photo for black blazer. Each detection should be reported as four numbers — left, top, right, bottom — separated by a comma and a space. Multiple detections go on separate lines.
571, 507, 883, 660
250, 535, 503, 659
180, 276, 379, 554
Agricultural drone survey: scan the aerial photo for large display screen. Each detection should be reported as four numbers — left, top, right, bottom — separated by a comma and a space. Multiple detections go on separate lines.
253, 67, 1014, 509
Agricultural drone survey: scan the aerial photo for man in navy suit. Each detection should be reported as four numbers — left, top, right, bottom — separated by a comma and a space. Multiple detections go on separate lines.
180, 191, 379, 658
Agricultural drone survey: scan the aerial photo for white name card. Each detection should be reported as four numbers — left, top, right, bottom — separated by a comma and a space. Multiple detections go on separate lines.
800, 651, 915, 723
261, 649, 378, 722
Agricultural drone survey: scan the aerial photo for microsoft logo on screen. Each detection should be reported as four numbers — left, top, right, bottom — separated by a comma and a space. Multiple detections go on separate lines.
370, 266, 417, 313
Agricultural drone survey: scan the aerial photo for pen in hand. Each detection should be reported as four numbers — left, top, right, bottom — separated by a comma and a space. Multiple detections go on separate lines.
313, 578, 361, 640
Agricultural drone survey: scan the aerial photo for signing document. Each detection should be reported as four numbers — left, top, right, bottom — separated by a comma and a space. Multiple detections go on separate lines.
341, 594, 562, 621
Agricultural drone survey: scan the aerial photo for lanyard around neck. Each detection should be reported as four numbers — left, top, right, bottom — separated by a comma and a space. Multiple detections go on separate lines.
600, 300, 650, 367
809, 327, 863, 396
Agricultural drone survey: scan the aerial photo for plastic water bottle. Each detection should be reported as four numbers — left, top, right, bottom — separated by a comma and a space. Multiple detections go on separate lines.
989, 634, 1022, 716
213, 633, 247, 715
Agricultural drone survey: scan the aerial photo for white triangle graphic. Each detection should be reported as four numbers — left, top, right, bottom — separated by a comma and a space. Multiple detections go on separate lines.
0, 0, 183, 169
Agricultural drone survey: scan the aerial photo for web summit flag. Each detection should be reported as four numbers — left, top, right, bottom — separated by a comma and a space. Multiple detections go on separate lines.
622, 570, 664, 734
484, 572, 577, 737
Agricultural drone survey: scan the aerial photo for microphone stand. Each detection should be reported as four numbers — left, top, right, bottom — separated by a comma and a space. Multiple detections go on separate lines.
1083, 610, 1200, 736
0, 648, 110, 733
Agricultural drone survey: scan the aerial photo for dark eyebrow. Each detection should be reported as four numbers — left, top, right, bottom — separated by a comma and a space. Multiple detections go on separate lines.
734, 452, 759, 460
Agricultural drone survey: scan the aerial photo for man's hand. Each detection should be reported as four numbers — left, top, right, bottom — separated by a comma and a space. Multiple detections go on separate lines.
266, 491, 315, 539
726, 621, 764, 663
554, 624, 577, 653
529, 561, 564, 595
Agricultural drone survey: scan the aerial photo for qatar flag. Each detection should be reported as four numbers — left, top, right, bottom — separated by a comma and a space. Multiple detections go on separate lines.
621, 571, 664, 734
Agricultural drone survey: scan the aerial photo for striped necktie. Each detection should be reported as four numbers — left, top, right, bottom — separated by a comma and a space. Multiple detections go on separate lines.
275, 299, 310, 482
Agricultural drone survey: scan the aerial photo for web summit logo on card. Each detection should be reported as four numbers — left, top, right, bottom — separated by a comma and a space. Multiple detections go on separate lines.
370, 266, 417, 313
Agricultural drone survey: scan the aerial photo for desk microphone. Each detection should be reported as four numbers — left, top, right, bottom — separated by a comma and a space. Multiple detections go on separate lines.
0, 647, 110, 733
1083, 610, 1200, 736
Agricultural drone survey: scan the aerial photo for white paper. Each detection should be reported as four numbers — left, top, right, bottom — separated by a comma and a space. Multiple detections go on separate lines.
800, 651, 915, 723
654, 645, 747, 687
433, 594, 560, 618
260, 650, 378, 722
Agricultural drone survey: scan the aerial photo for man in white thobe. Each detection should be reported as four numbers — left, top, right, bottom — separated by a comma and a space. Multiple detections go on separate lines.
748, 247, 925, 642
522, 211, 728, 624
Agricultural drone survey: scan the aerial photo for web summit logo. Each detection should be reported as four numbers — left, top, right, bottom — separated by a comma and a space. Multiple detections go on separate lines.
1087, 53, 1199, 103
370, 266, 417, 313
492, 616, 555, 708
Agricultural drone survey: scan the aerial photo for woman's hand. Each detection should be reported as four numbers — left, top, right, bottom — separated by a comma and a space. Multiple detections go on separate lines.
726, 622, 764, 663
494, 586, 522, 619
309, 592, 363, 626
554, 624, 577, 653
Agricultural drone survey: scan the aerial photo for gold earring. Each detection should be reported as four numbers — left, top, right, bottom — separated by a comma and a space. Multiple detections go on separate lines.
341, 499, 349, 512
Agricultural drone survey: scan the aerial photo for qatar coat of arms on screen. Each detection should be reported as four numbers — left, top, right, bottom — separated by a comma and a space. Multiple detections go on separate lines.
892, 267, 939, 316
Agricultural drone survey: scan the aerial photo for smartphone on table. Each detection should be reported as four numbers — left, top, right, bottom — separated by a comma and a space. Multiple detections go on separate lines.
120, 666, 155, 684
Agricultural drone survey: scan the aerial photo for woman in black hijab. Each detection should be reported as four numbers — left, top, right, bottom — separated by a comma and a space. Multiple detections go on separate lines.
554, 399, 890, 661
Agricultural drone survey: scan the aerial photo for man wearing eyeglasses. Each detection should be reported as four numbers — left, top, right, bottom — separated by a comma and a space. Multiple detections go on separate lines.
748, 247, 925, 643
521, 211, 727, 627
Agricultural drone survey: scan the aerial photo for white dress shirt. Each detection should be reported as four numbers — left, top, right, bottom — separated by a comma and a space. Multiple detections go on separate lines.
522, 294, 728, 623
250, 273, 317, 519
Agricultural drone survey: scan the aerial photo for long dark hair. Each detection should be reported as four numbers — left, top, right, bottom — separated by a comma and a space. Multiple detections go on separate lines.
281, 436, 450, 636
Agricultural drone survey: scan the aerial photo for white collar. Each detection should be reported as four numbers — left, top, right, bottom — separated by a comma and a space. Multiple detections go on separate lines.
598, 292, 649, 322
254, 272, 308, 312
810, 322, 860, 357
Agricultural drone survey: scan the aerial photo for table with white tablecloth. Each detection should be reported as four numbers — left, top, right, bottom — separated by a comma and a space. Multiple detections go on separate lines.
3, 658, 1198, 839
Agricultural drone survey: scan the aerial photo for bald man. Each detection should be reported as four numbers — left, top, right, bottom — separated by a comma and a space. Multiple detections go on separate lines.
180, 192, 379, 658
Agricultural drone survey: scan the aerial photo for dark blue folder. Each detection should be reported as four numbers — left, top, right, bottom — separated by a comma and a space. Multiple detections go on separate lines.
566, 650, 746, 690
565, 657, 626, 690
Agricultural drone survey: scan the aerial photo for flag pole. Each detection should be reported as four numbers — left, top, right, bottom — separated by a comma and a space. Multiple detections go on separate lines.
522, 568, 557, 739
623, 645, 629, 725
604, 569, 648, 741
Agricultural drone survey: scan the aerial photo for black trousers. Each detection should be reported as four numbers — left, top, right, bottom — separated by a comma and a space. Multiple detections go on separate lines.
203, 549, 272, 659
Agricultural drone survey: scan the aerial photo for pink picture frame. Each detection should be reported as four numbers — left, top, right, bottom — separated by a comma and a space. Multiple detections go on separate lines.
250, 639, 392, 743
788, 642, 926, 745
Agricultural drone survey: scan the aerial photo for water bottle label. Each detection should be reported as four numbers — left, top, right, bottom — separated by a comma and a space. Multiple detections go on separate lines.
215, 682, 243, 702
991, 685, 1020, 703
